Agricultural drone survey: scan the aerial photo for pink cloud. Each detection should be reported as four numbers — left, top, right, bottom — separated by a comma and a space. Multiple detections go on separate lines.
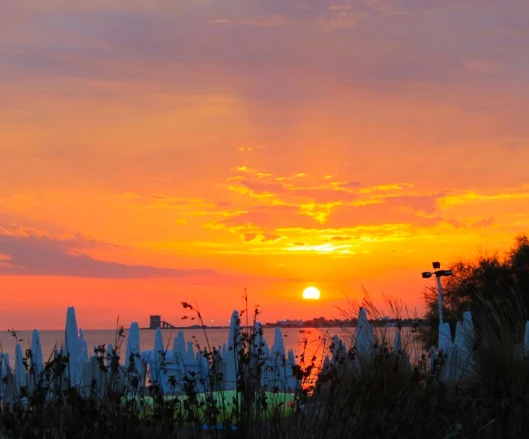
0, 226, 216, 279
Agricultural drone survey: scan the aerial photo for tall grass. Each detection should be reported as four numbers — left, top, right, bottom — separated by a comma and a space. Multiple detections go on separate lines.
2, 295, 529, 438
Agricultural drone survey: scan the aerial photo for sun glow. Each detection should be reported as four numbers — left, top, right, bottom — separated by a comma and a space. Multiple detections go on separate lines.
302, 286, 321, 300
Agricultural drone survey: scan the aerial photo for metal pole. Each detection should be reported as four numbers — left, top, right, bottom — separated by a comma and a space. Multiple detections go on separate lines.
436, 275, 443, 325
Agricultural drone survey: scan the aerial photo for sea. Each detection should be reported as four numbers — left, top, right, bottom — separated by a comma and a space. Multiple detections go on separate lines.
0, 326, 420, 367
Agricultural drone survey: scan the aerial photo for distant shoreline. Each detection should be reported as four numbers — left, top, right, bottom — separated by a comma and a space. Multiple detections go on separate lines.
138, 321, 427, 330
5, 322, 427, 332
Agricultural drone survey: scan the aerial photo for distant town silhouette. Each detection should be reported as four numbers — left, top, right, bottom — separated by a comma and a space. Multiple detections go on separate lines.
147, 314, 424, 330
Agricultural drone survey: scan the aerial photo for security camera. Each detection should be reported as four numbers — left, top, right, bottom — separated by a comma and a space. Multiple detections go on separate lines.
432, 261, 441, 269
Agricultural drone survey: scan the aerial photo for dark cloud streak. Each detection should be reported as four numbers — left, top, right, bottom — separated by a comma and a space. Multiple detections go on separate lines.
0, 231, 215, 279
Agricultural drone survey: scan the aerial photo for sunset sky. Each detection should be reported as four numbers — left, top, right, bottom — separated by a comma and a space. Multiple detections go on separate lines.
2, 0, 529, 329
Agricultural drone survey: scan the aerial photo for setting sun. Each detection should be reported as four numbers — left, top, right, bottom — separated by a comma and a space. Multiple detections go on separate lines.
302, 286, 321, 300
1, 0, 529, 333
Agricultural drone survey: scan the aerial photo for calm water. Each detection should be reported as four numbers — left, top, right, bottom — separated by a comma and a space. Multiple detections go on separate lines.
0, 326, 420, 366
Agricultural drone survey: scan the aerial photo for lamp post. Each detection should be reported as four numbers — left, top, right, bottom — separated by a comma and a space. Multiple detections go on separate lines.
422, 262, 453, 325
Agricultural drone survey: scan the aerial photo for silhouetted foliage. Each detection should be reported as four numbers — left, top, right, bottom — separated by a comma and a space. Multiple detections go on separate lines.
4, 294, 529, 438
420, 234, 529, 347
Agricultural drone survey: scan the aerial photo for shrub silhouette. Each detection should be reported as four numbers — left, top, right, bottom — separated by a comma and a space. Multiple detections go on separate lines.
420, 234, 529, 347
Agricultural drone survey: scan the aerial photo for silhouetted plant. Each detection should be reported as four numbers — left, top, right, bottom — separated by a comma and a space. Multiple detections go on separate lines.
420, 234, 529, 348
3, 290, 529, 438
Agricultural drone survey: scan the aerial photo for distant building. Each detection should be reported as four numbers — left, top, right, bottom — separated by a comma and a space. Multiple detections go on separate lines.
276, 319, 304, 327
149, 315, 161, 329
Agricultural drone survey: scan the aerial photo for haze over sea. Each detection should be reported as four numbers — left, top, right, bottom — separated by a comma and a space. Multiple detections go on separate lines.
0, 327, 351, 365
0, 326, 418, 367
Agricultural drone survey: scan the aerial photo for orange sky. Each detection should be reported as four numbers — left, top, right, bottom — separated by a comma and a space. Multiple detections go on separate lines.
1, 0, 529, 329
